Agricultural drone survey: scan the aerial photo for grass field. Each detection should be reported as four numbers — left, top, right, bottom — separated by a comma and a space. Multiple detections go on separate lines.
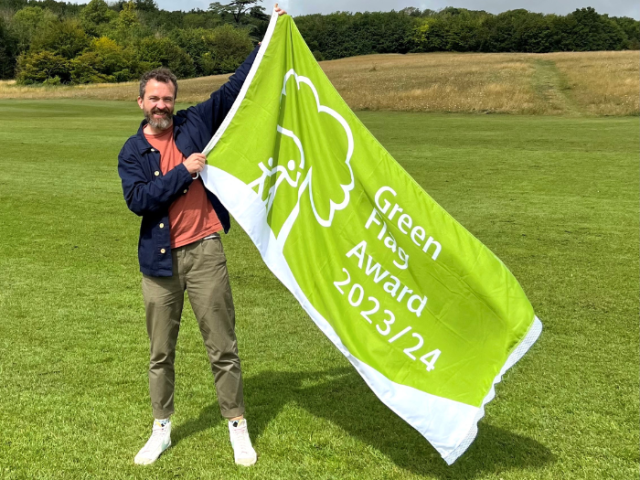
0, 50, 637, 115
0, 100, 638, 479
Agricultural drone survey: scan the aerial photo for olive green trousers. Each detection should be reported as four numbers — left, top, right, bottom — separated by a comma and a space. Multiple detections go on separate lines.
141, 236, 244, 420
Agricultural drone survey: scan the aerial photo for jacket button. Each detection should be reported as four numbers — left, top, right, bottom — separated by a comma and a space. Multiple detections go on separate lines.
154, 171, 160, 176
150, 148, 155, 152
159, 223, 164, 229
160, 248, 166, 254
183, 189, 188, 194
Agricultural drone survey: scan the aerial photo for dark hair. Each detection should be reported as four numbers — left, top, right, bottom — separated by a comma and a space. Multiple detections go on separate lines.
139, 67, 178, 99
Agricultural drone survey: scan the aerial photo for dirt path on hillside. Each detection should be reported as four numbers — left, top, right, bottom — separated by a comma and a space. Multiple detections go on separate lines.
532, 59, 582, 116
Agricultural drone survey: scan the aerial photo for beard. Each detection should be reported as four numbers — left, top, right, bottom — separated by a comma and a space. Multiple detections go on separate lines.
144, 106, 173, 130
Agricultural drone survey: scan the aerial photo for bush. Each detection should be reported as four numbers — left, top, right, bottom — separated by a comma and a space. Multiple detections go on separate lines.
70, 52, 114, 83
16, 50, 71, 84
42, 75, 61, 85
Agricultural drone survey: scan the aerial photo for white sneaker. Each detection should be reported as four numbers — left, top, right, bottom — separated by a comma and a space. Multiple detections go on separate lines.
228, 419, 257, 466
134, 419, 172, 465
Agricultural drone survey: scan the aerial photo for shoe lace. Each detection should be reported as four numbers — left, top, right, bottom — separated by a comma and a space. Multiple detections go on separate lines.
143, 424, 168, 451
232, 424, 252, 455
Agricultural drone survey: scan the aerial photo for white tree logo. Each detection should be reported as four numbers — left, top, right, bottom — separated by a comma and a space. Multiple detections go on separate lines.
248, 69, 355, 246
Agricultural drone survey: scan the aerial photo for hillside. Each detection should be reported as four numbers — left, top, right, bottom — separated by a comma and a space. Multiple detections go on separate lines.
1, 50, 637, 116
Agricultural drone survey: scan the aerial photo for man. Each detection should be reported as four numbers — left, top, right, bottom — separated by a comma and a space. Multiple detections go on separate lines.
117, 5, 286, 467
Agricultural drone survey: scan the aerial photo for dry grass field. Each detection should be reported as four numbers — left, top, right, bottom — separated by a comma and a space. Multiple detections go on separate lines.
548, 51, 640, 116
326, 52, 542, 113
0, 75, 229, 102
0, 50, 637, 115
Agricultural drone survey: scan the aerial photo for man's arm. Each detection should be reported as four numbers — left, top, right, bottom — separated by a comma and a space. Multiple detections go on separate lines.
192, 45, 261, 137
192, 6, 286, 136
118, 146, 194, 216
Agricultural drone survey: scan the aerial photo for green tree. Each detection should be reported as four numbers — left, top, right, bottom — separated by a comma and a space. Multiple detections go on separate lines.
296, 11, 417, 59
478, 10, 553, 53
31, 0, 82, 17
80, 0, 117, 37
611, 16, 640, 49
70, 53, 113, 83
209, 0, 261, 24
171, 27, 213, 76
140, 9, 187, 32
30, 18, 90, 59
171, 24, 252, 76
112, 1, 147, 45
206, 23, 253, 73
10, 6, 45, 46
137, 36, 195, 78
248, 4, 268, 21
399, 7, 422, 17
557, 8, 627, 51
351, 12, 416, 55
10, 7, 56, 53
0, 16, 18, 79
70, 36, 135, 83
134, 0, 157, 13
90, 36, 131, 74
181, 9, 222, 29
413, 17, 447, 52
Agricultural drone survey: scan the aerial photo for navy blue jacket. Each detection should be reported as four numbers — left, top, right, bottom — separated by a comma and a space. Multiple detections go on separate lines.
118, 47, 259, 277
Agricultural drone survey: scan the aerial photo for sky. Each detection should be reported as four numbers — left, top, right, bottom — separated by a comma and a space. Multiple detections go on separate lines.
151, 0, 640, 19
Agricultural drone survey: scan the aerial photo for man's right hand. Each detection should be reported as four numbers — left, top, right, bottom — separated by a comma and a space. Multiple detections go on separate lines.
184, 153, 206, 174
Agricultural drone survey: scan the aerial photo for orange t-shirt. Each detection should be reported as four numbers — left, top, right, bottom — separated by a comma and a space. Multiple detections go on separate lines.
145, 127, 222, 248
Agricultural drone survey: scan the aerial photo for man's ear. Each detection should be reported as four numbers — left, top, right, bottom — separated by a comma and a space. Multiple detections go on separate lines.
137, 96, 144, 109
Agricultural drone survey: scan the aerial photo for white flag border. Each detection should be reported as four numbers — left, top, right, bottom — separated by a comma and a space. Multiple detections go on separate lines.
200, 9, 543, 465
202, 8, 280, 157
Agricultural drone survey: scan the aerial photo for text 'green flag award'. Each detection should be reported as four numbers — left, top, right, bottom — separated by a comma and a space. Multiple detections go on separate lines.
202, 12, 542, 464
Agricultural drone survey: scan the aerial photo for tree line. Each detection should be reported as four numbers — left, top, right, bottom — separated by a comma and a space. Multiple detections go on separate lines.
0, 0, 638, 84
298, 7, 639, 60
0, 0, 266, 83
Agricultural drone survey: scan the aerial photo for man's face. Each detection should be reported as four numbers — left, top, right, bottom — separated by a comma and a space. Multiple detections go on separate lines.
138, 79, 176, 130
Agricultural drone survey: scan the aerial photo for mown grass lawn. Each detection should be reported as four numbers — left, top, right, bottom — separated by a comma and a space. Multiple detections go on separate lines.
0, 100, 637, 479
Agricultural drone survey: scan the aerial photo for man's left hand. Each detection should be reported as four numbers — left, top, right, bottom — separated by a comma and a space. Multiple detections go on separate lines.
259, 5, 286, 45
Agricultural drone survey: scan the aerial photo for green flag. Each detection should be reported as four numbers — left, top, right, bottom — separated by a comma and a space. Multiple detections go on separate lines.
202, 12, 541, 464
